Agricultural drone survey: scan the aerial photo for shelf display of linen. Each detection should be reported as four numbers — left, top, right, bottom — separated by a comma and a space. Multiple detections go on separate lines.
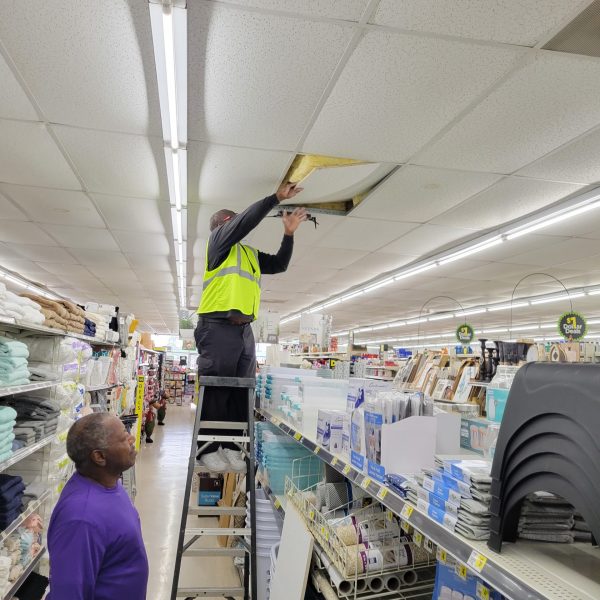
0, 337, 30, 387
0, 475, 25, 530
0, 292, 44, 325
0, 406, 17, 461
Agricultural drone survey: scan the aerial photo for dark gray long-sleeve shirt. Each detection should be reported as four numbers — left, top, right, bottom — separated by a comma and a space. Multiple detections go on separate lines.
202, 194, 294, 320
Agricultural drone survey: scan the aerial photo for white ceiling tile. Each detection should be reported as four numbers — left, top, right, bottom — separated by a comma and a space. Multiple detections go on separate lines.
188, 3, 354, 148
126, 254, 173, 271
0, 0, 160, 135
11, 245, 77, 264
300, 247, 368, 269
0, 221, 58, 246
517, 127, 600, 185
429, 176, 584, 230
303, 31, 523, 163
68, 248, 131, 269
41, 224, 119, 251
214, 0, 368, 20
484, 233, 570, 264
341, 252, 419, 276
36, 263, 95, 278
188, 142, 293, 206
53, 126, 164, 198
0, 121, 80, 189
137, 271, 175, 284
500, 238, 600, 267
381, 224, 476, 256
113, 230, 172, 255
371, 1, 587, 46
0, 53, 38, 120
419, 52, 600, 173
0, 191, 27, 221
85, 265, 138, 282
352, 166, 502, 222
324, 218, 417, 251
93, 194, 169, 233
0, 184, 105, 227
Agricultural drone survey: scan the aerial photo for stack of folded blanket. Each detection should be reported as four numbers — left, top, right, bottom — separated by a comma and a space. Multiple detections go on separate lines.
0, 291, 44, 326
0, 406, 17, 462
0, 475, 25, 530
19, 292, 70, 331
0, 337, 30, 388
3, 396, 60, 443
57, 300, 86, 335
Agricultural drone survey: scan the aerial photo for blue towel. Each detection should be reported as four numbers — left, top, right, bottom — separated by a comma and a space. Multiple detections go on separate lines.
0, 474, 23, 494
0, 492, 24, 511
0, 356, 28, 369
0, 366, 31, 386
0, 406, 17, 425
0, 336, 29, 358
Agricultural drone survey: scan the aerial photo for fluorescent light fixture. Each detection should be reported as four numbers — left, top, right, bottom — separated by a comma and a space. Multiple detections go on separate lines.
505, 191, 600, 240
438, 236, 503, 265
540, 323, 557, 329
428, 314, 454, 321
341, 290, 364, 302
510, 325, 540, 332
363, 278, 395, 294
388, 321, 406, 328
322, 298, 341, 309
355, 327, 373, 333
371, 324, 390, 330
530, 292, 584, 305
280, 314, 301, 325
406, 317, 428, 325
587, 289, 600, 296
481, 328, 509, 333
460, 308, 488, 316
394, 262, 437, 281
488, 301, 530, 312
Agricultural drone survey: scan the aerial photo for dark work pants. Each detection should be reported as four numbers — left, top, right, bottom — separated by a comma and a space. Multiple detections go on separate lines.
194, 317, 256, 455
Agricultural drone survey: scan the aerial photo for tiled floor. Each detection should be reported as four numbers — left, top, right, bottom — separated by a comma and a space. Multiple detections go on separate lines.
135, 404, 240, 599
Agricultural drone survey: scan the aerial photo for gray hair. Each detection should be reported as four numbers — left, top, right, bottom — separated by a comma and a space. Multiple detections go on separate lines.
67, 413, 114, 469
209, 209, 236, 231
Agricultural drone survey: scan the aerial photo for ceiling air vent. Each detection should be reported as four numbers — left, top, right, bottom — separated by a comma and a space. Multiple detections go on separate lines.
542, 0, 600, 58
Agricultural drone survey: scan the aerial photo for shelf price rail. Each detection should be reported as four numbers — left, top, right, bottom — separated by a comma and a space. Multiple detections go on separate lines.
255, 406, 600, 600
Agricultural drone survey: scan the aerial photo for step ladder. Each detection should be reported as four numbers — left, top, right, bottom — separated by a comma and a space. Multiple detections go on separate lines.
170, 376, 257, 600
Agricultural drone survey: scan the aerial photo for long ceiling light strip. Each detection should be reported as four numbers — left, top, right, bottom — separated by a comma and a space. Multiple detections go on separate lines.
296, 285, 600, 336
280, 185, 600, 325
150, 1, 188, 311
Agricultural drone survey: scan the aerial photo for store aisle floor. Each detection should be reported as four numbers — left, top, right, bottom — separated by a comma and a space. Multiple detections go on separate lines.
135, 404, 241, 599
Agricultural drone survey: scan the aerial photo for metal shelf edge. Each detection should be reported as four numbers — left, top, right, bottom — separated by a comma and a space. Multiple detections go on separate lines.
0, 380, 59, 398
0, 429, 68, 474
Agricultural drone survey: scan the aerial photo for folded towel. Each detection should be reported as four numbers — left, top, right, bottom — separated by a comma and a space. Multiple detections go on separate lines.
0, 356, 28, 369
0, 337, 29, 359
0, 475, 23, 494
0, 366, 31, 386
0, 407, 17, 425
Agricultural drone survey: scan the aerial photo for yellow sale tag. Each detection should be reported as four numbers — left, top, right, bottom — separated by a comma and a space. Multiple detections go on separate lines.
309, 510, 315, 520
436, 548, 447, 564
293, 432, 302, 441
361, 477, 372, 490
376, 487, 388, 500
456, 564, 468, 581
320, 526, 326, 536
313, 446, 320, 455
386, 510, 394, 522
342, 464, 352, 475
414, 531, 423, 547
468, 551, 488, 572
331, 457, 339, 467
477, 582, 490, 600
400, 504, 413, 519
274, 499, 281, 509
325, 531, 330, 541
401, 520, 411, 533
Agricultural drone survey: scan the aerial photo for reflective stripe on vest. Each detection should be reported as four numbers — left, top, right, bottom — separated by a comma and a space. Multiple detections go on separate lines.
202, 244, 261, 290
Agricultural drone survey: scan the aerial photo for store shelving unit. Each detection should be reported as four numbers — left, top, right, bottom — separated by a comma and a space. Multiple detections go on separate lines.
255, 405, 600, 600
0, 490, 51, 543
0, 380, 58, 398
0, 429, 68, 475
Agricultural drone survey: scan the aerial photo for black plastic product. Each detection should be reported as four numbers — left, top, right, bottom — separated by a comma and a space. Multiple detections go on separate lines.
488, 362, 600, 552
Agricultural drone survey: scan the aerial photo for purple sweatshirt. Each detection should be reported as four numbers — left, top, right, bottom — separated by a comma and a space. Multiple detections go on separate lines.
47, 472, 149, 600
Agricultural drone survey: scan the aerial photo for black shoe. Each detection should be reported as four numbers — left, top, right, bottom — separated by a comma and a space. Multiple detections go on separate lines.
146, 438, 154, 443
158, 422, 165, 426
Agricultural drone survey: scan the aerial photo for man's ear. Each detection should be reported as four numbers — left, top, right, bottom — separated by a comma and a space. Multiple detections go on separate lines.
90, 449, 107, 467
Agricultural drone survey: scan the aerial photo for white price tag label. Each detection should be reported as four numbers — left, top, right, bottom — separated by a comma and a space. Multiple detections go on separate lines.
376, 487, 388, 500
477, 582, 490, 600
400, 504, 414, 520
467, 550, 488, 573
436, 548, 447, 564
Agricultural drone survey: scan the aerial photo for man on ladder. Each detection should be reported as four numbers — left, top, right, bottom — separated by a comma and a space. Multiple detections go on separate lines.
171, 182, 306, 600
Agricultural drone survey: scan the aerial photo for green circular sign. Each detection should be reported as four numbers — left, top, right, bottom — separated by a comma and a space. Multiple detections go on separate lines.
456, 323, 475, 345
558, 311, 587, 341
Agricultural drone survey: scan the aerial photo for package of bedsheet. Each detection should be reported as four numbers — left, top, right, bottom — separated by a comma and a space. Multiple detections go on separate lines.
25, 336, 80, 364
433, 560, 506, 600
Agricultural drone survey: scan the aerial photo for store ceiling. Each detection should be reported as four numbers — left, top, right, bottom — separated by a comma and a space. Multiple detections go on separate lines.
1, 1, 600, 336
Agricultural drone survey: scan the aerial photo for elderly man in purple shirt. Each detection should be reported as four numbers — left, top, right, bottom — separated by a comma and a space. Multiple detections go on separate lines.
47, 413, 148, 599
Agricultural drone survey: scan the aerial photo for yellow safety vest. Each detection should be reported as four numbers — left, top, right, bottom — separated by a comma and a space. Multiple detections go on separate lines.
197, 243, 261, 319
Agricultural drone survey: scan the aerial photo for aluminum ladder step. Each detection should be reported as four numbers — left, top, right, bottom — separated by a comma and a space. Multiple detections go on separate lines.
184, 548, 246, 558
188, 506, 247, 517
197, 435, 250, 443
199, 421, 248, 430
185, 528, 250, 537
176, 587, 245, 597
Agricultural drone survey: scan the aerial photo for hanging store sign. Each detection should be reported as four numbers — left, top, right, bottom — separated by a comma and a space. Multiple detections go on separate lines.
558, 311, 587, 341
456, 324, 475, 345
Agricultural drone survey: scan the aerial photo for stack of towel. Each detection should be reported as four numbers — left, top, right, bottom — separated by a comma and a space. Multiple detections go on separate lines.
57, 299, 87, 335
0, 336, 30, 388
4, 396, 60, 443
0, 291, 44, 326
20, 292, 69, 330
0, 406, 17, 462
0, 475, 25, 530
518, 492, 591, 543
85, 310, 111, 341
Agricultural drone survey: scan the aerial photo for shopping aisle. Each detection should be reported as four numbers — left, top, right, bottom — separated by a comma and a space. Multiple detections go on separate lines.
135, 404, 241, 600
